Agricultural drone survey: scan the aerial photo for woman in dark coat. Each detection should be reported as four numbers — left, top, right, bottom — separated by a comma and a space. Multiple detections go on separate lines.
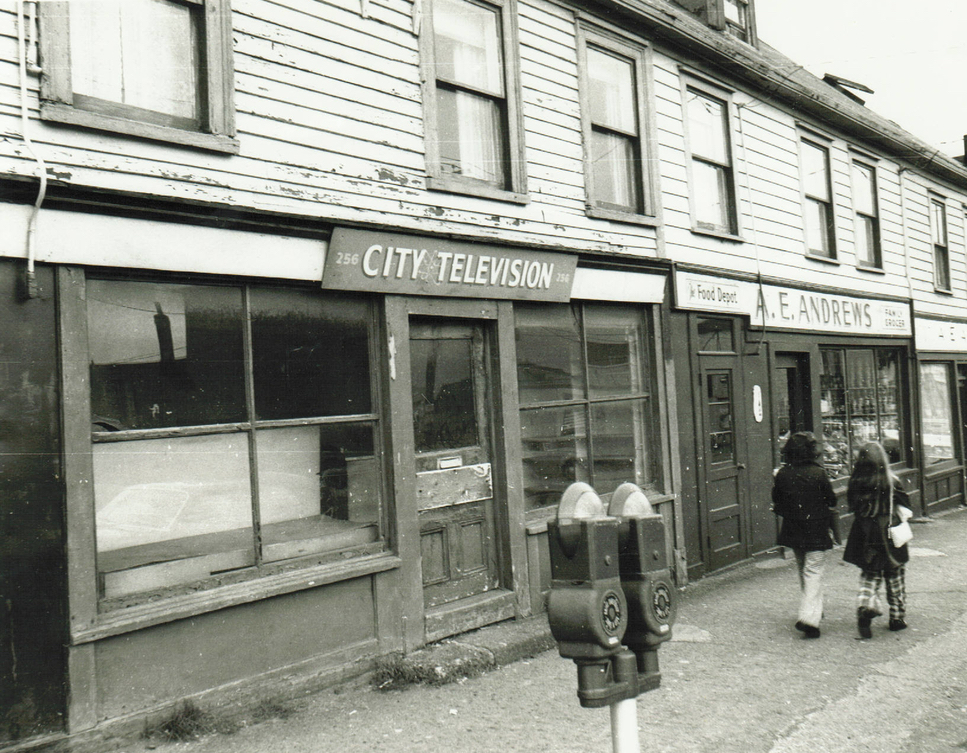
843, 441, 911, 639
772, 432, 838, 639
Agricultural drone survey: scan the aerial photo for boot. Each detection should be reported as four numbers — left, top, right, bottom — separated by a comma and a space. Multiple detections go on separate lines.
857, 608, 874, 639
888, 618, 907, 631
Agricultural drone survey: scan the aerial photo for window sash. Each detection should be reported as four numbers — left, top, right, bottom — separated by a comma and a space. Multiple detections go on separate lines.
932, 199, 949, 289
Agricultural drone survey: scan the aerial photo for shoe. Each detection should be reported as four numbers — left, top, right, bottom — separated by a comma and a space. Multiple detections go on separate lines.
795, 621, 807, 632
857, 609, 873, 639
889, 619, 907, 631
802, 625, 821, 639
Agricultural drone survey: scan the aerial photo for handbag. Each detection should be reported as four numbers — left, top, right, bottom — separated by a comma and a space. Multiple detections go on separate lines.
887, 481, 914, 548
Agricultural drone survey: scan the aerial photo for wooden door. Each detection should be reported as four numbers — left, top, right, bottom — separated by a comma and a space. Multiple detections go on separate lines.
702, 365, 748, 570
410, 319, 499, 609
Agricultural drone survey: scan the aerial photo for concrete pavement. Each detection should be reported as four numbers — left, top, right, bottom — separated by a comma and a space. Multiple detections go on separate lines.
130, 505, 967, 753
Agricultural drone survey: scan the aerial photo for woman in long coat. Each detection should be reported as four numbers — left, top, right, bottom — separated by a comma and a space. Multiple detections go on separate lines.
843, 441, 911, 639
772, 432, 838, 639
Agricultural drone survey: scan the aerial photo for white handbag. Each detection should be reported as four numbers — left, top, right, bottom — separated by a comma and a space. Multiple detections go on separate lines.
887, 482, 913, 548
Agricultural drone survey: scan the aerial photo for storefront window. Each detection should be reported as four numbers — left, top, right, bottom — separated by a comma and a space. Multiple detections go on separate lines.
88, 280, 384, 600
515, 303, 660, 510
919, 363, 956, 465
820, 347, 902, 478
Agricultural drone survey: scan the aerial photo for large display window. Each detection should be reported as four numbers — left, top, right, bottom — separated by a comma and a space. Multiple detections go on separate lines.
820, 347, 903, 478
919, 362, 957, 465
85, 279, 385, 602
514, 302, 661, 510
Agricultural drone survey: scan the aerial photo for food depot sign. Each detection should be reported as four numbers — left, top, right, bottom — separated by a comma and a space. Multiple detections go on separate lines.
674, 271, 911, 337
323, 227, 576, 302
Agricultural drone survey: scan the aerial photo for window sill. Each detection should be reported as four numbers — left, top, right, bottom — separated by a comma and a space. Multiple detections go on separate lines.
426, 174, 528, 204
855, 264, 886, 275
41, 102, 240, 155
690, 225, 743, 243
805, 253, 840, 266
587, 205, 659, 228
72, 551, 401, 644
933, 287, 954, 296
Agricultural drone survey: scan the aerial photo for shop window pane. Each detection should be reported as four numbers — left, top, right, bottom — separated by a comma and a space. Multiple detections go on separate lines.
820, 350, 848, 477
257, 423, 383, 562
412, 337, 478, 452
94, 433, 254, 598
251, 289, 372, 419
919, 364, 955, 465
515, 304, 586, 404
590, 399, 654, 496
585, 306, 647, 399
877, 350, 901, 462
520, 405, 589, 510
88, 280, 245, 430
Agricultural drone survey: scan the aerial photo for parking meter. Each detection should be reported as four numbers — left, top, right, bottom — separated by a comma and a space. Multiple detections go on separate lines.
609, 483, 676, 691
547, 483, 635, 708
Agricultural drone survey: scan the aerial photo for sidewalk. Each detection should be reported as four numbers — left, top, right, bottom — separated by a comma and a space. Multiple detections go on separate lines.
135, 505, 967, 753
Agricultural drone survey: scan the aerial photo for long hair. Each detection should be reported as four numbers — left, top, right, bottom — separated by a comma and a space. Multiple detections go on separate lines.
782, 431, 822, 466
848, 441, 895, 515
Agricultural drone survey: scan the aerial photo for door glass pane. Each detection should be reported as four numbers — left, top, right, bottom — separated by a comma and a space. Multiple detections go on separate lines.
520, 405, 589, 510
412, 338, 478, 452
919, 364, 955, 465
88, 280, 245, 430
70, 0, 200, 120
591, 130, 640, 211
707, 373, 734, 463
587, 47, 636, 134
585, 306, 645, 399
433, 0, 503, 95
94, 433, 254, 598
250, 289, 372, 419
697, 317, 734, 352
257, 422, 382, 563
515, 304, 586, 403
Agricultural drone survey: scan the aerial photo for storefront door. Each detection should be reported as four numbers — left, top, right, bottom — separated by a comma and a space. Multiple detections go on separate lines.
410, 319, 500, 609
702, 363, 749, 571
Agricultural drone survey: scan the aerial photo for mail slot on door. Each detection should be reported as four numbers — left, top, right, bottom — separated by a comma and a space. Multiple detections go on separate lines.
415, 462, 493, 511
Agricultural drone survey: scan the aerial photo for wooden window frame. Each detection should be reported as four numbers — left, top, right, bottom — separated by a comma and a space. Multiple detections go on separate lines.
420, 0, 527, 203
38, 0, 239, 154
851, 157, 882, 269
681, 76, 741, 239
799, 135, 837, 261
931, 195, 951, 292
576, 24, 659, 226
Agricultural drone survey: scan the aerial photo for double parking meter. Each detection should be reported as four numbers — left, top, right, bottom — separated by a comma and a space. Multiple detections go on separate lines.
547, 482, 676, 708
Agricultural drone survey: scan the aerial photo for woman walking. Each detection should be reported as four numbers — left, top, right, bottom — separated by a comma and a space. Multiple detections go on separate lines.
843, 441, 911, 639
772, 432, 838, 639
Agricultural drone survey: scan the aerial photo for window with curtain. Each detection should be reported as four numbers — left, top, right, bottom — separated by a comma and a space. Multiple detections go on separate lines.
87, 279, 385, 602
515, 303, 661, 511
931, 197, 950, 291
801, 138, 836, 258
578, 28, 655, 219
852, 159, 881, 268
919, 363, 956, 465
685, 84, 737, 235
39, 0, 236, 152
425, 0, 523, 197
820, 348, 902, 478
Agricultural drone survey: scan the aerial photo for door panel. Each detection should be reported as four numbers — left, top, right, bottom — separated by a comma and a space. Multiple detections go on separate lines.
410, 319, 499, 609
702, 366, 747, 571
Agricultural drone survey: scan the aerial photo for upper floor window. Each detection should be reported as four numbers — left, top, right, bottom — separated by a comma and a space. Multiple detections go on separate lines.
39, 0, 238, 153
800, 137, 836, 259
678, 0, 756, 45
577, 28, 657, 222
723, 0, 752, 42
851, 159, 881, 268
422, 0, 526, 201
684, 81, 737, 236
931, 196, 950, 291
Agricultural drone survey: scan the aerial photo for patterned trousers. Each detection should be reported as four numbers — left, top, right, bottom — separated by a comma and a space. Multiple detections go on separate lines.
857, 566, 906, 621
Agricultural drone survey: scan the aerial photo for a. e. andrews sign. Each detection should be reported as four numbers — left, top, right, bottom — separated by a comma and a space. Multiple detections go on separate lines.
324, 227, 577, 302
